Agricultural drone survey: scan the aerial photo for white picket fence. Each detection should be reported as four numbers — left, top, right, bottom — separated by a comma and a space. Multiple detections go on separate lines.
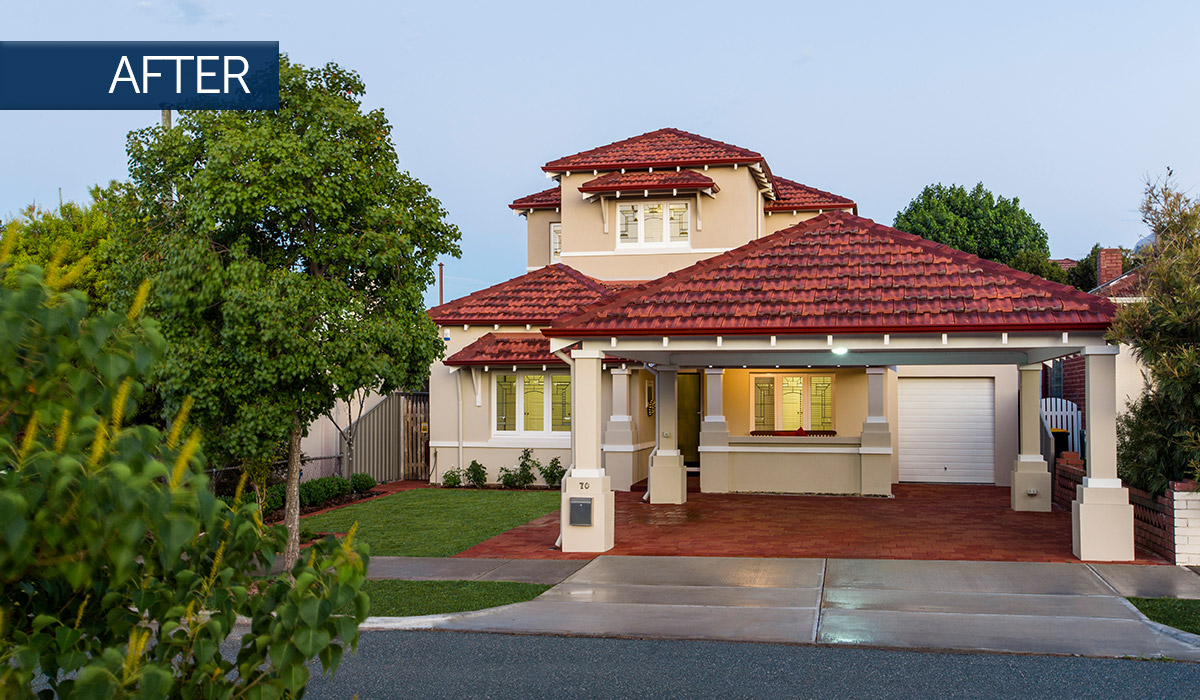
1041, 397, 1083, 455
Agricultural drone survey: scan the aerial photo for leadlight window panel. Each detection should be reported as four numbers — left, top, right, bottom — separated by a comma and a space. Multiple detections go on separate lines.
668, 202, 689, 242
496, 375, 517, 432
753, 377, 775, 431
809, 376, 833, 431
551, 374, 571, 431
618, 205, 638, 243
523, 375, 545, 432
781, 376, 804, 431
550, 223, 562, 262
643, 203, 664, 243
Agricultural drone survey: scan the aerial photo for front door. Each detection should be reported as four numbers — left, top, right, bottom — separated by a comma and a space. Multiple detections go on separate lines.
677, 373, 701, 470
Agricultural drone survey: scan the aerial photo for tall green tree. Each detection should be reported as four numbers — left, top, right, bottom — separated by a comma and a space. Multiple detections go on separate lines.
1065, 243, 1133, 292
106, 56, 460, 566
894, 182, 1052, 271
1111, 170, 1200, 493
0, 256, 368, 699
1, 195, 112, 305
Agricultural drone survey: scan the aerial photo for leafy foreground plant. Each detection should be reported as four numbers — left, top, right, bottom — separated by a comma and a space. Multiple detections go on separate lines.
0, 262, 369, 699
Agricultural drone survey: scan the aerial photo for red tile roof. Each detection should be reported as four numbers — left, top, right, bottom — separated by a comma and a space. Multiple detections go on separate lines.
578, 169, 717, 194
444, 333, 567, 367
429, 263, 615, 325
509, 186, 561, 211
547, 212, 1116, 336
544, 128, 764, 172
765, 177, 855, 212
1091, 268, 1143, 298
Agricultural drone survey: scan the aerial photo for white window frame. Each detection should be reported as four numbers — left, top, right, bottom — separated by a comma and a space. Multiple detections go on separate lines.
550, 222, 562, 263
492, 370, 572, 437
748, 373, 836, 432
616, 200, 691, 248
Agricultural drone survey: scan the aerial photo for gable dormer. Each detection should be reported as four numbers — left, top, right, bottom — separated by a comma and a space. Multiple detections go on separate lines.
511, 128, 855, 281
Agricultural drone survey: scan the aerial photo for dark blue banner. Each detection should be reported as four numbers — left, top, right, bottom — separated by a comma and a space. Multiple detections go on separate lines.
0, 41, 279, 110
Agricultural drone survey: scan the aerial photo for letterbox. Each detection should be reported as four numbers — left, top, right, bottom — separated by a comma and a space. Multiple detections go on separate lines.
568, 497, 593, 526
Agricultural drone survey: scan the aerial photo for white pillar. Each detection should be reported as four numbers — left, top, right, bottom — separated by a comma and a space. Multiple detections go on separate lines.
1012, 364, 1051, 512
603, 367, 636, 491
561, 349, 614, 552
649, 366, 686, 504
699, 368, 731, 493
1071, 346, 1133, 561
859, 367, 892, 496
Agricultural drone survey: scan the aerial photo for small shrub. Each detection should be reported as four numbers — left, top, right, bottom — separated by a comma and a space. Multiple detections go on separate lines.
538, 456, 567, 488
499, 449, 538, 489
350, 472, 377, 493
262, 482, 286, 514
298, 476, 353, 508
442, 467, 464, 488
465, 460, 488, 488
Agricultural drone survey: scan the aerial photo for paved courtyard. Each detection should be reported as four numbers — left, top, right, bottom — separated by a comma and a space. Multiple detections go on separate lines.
456, 482, 1164, 563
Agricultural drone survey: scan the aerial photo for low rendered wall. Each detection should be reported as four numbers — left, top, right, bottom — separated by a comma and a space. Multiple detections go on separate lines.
1054, 451, 1199, 565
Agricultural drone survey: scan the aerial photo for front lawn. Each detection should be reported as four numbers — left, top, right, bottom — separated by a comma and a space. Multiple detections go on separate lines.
1129, 597, 1200, 636
302, 487, 559, 557
349, 580, 551, 617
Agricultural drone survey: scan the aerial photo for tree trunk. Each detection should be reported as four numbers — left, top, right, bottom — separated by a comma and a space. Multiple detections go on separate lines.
282, 418, 304, 570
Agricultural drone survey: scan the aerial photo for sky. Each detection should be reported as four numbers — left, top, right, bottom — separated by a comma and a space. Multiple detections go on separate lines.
3, 1, 1199, 305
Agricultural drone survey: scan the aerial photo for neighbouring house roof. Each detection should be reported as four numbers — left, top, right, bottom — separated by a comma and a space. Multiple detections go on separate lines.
578, 169, 717, 195
1051, 258, 1079, 272
543, 128, 765, 172
546, 211, 1117, 337
765, 177, 855, 213
428, 263, 615, 325
509, 186, 561, 211
1091, 267, 1143, 298
444, 333, 567, 367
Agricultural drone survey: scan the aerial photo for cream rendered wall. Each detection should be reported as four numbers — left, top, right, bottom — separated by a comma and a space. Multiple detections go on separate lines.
1114, 343, 1147, 413
524, 210, 560, 270
555, 166, 764, 281
763, 207, 854, 235
892, 365, 1019, 487
720, 368, 869, 438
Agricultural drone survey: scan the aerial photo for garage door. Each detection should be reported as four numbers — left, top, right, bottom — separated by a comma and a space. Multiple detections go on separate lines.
898, 377, 995, 483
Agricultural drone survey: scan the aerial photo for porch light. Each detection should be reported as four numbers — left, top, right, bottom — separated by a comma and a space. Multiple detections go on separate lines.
831, 347, 848, 355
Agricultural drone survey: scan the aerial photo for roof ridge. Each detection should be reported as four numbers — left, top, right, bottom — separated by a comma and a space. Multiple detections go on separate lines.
543, 127, 764, 172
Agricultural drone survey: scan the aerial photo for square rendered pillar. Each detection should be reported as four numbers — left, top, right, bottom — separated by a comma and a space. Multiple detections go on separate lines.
860, 367, 893, 496
699, 368, 731, 493
650, 366, 686, 504
1012, 364, 1051, 512
561, 349, 615, 552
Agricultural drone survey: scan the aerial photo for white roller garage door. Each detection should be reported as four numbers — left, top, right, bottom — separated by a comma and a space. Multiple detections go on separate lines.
898, 377, 995, 483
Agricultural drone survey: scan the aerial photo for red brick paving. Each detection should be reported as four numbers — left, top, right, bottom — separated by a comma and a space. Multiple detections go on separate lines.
455, 482, 1166, 564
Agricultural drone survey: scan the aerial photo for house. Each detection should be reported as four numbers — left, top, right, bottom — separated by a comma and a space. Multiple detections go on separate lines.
428, 128, 1133, 561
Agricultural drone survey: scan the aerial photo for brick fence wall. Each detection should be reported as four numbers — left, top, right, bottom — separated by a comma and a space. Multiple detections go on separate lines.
1053, 451, 1200, 564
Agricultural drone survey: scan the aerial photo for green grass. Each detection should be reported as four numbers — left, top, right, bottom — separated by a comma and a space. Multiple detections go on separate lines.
1129, 597, 1200, 636
350, 580, 551, 617
301, 488, 560, 557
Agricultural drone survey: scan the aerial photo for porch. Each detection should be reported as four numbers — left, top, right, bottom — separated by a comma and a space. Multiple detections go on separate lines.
461, 480, 1164, 563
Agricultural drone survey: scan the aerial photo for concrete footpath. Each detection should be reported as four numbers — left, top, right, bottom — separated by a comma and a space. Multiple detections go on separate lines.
365, 556, 1200, 660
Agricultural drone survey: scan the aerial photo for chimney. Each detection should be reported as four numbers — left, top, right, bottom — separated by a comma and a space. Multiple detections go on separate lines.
1096, 248, 1123, 286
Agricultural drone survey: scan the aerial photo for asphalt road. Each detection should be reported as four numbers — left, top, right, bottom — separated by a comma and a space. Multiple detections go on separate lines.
301, 630, 1200, 699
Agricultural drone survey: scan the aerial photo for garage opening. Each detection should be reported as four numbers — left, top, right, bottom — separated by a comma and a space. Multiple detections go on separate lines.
898, 377, 995, 483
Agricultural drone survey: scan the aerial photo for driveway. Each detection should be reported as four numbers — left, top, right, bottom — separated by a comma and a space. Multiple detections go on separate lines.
375, 556, 1200, 659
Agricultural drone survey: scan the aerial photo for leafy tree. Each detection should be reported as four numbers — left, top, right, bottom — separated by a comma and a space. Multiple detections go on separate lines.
1, 195, 112, 305
1008, 249, 1068, 284
893, 182, 1052, 271
1111, 170, 1200, 493
1065, 243, 1133, 292
0, 255, 368, 698
105, 56, 460, 567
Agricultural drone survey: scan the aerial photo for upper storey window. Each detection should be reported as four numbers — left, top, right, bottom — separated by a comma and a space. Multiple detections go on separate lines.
617, 201, 690, 247
550, 222, 562, 263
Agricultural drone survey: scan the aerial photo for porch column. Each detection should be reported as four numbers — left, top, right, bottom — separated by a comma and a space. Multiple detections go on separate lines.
561, 349, 614, 552
859, 367, 892, 496
1072, 346, 1133, 561
699, 368, 731, 493
603, 367, 636, 491
649, 365, 687, 504
1011, 364, 1051, 512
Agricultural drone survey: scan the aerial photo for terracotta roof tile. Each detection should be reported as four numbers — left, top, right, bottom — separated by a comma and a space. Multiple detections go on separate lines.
544, 128, 763, 172
1091, 268, 1143, 298
429, 264, 614, 324
444, 333, 566, 366
547, 212, 1116, 336
578, 169, 717, 194
509, 186, 561, 211
765, 177, 855, 212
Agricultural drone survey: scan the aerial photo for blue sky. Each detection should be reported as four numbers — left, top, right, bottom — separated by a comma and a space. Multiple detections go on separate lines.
3, 1, 1199, 305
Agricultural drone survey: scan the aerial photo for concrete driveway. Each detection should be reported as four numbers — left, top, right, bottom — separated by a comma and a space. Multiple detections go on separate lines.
380, 556, 1200, 660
